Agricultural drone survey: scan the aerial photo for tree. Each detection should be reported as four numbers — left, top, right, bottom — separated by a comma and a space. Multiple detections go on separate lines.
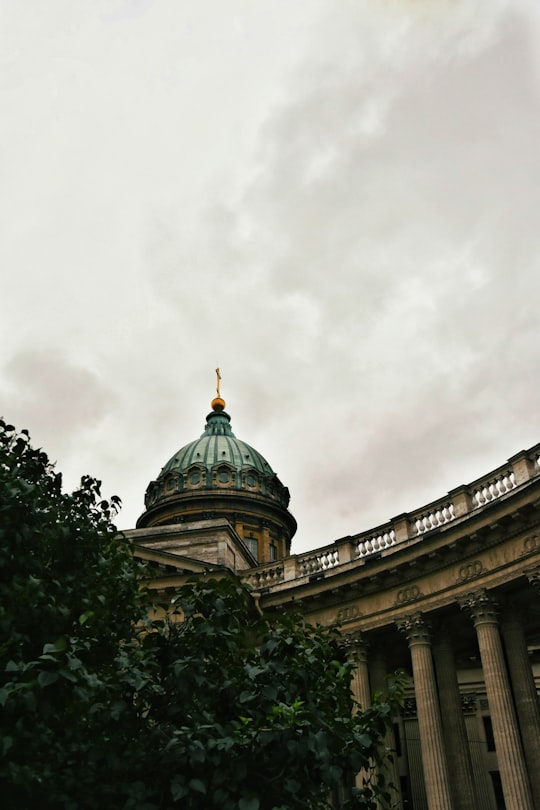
0, 421, 401, 809
142, 578, 402, 810
0, 419, 147, 807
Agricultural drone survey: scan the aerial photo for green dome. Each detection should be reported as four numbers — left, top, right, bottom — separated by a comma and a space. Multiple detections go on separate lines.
137, 400, 297, 559
143, 409, 291, 510
160, 410, 275, 479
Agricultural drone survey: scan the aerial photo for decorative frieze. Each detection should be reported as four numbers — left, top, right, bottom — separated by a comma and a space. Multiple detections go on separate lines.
335, 603, 362, 624
457, 559, 485, 583
523, 533, 540, 555
395, 584, 424, 605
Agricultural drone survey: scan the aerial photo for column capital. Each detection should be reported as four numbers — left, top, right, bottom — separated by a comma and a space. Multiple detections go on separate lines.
459, 589, 498, 626
340, 630, 368, 664
525, 565, 540, 595
403, 697, 417, 718
396, 612, 431, 645
461, 694, 478, 716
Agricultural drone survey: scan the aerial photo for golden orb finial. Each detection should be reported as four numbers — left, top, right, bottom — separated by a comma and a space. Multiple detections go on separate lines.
212, 368, 226, 411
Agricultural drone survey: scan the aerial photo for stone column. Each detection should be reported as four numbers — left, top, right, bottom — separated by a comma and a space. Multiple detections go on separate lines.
462, 697, 493, 810
459, 590, 534, 810
343, 633, 372, 792
397, 613, 454, 810
345, 633, 372, 712
432, 633, 478, 810
370, 650, 404, 810
500, 610, 540, 810
402, 699, 428, 810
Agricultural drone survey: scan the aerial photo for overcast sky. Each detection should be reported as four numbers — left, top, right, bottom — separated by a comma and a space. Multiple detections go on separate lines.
2, 0, 540, 554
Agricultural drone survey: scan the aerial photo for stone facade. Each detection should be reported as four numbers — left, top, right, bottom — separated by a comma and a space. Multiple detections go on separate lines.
133, 428, 540, 810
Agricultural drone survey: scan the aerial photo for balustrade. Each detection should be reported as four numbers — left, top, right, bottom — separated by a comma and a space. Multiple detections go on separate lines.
298, 547, 340, 576
243, 563, 284, 589
355, 528, 396, 558
413, 503, 455, 535
241, 443, 540, 587
472, 471, 516, 507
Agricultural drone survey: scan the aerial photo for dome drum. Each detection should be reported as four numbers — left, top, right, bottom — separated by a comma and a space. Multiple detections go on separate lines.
140, 487, 296, 534
144, 464, 291, 508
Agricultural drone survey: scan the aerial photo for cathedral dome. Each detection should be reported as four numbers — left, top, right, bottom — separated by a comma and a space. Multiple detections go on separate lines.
136, 396, 297, 563
148, 408, 290, 508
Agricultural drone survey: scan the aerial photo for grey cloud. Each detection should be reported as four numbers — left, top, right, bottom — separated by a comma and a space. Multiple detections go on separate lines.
192, 4, 540, 546
4, 350, 112, 455
2, 2, 538, 551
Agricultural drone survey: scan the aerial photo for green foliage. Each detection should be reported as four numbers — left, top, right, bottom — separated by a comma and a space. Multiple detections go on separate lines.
144, 578, 402, 810
0, 421, 402, 809
0, 420, 147, 807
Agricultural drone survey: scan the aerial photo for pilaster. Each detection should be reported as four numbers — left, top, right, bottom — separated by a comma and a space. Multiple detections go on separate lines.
507, 449, 536, 484
447, 485, 473, 518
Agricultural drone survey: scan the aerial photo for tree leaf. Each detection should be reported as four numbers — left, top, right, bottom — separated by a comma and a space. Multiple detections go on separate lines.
38, 671, 59, 687
170, 778, 188, 801
188, 778, 207, 795
239, 798, 260, 810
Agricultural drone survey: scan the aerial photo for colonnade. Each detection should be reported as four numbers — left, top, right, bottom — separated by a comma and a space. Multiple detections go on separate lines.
346, 586, 540, 810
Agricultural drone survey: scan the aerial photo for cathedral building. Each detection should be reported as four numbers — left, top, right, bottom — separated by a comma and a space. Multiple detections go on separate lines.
126, 388, 540, 810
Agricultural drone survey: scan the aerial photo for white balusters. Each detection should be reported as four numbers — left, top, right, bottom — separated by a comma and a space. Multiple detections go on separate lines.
472, 471, 516, 507
414, 503, 455, 535
298, 547, 340, 576
355, 529, 396, 558
240, 445, 540, 589
244, 563, 284, 588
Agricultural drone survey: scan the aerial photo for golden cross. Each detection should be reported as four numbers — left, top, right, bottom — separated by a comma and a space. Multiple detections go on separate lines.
215, 367, 222, 398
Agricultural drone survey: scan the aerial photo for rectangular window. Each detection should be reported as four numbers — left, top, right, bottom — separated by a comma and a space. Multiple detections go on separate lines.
489, 771, 506, 810
393, 722, 402, 757
482, 716, 496, 752
269, 543, 277, 561
244, 537, 258, 561
400, 776, 412, 809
